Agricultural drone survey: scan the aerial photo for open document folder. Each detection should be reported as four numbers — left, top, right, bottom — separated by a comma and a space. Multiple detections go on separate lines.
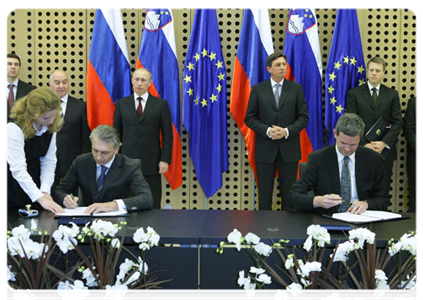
324, 210, 407, 224
55, 207, 129, 218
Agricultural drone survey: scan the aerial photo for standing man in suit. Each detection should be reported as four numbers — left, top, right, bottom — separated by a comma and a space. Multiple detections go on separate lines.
54, 125, 153, 214
49, 69, 91, 191
346, 57, 402, 197
245, 53, 309, 210
114, 68, 172, 209
7, 53, 36, 120
287, 113, 389, 215
403, 97, 416, 212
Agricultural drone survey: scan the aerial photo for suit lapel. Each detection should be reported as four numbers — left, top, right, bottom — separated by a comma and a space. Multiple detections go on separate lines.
140, 93, 157, 123
328, 146, 341, 194
64, 98, 76, 123
362, 84, 377, 110
279, 80, 291, 109
124, 94, 139, 124
264, 80, 278, 110
96, 155, 122, 201
88, 156, 98, 201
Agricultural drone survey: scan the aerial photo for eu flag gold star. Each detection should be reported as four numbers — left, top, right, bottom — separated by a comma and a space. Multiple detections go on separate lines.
201, 98, 208, 107
210, 94, 218, 102
201, 49, 208, 57
183, 75, 192, 84
215, 60, 223, 69
343, 56, 349, 64
330, 97, 337, 105
209, 52, 216, 61
218, 73, 225, 81
357, 65, 365, 74
329, 72, 337, 81
334, 61, 342, 70
327, 85, 334, 94
194, 53, 200, 61
216, 84, 222, 92
336, 104, 344, 113
187, 62, 195, 71
194, 98, 199, 105
187, 88, 194, 96
350, 57, 357, 66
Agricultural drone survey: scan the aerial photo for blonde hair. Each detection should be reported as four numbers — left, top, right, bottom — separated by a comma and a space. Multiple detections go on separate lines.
10, 87, 63, 139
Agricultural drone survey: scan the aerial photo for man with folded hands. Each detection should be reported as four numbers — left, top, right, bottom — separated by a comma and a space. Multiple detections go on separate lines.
287, 113, 389, 215
54, 125, 153, 214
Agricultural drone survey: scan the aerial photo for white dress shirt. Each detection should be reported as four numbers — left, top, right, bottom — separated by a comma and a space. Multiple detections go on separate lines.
7, 122, 57, 202
335, 145, 359, 203
60, 94, 69, 116
6, 79, 19, 101
134, 91, 149, 111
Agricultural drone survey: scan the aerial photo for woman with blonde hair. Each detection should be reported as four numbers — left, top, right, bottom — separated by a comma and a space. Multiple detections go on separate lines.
7, 87, 65, 214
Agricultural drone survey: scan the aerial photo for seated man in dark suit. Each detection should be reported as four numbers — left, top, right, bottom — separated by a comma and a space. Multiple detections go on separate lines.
54, 125, 153, 214
287, 113, 389, 215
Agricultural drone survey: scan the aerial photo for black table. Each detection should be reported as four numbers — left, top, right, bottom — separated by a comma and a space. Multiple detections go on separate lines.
7, 208, 415, 289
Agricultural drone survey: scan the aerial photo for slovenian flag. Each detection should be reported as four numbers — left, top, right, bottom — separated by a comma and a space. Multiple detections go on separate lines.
229, 9, 273, 180
86, 9, 131, 130
284, 9, 324, 165
137, 9, 182, 190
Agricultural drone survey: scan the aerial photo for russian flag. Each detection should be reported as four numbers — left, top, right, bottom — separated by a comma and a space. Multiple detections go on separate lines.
87, 9, 131, 130
137, 9, 182, 190
284, 9, 324, 167
229, 9, 273, 180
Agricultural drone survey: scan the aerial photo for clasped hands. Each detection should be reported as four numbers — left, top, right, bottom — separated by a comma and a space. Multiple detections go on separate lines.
313, 194, 369, 215
268, 125, 287, 140
63, 194, 118, 214
365, 141, 387, 154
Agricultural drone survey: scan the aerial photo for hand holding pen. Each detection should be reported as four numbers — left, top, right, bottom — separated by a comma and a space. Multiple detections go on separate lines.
63, 193, 79, 209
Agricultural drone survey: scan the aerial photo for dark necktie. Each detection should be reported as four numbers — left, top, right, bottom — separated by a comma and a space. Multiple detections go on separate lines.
8, 84, 15, 110
372, 87, 378, 105
339, 156, 351, 212
137, 97, 143, 121
274, 83, 281, 107
96, 165, 108, 192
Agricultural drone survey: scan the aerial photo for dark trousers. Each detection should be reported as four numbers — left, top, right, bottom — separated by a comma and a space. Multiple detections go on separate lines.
407, 150, 416, 212
256, 151, 298, 211
145, 174, 162, 209
382, 161, 393, 207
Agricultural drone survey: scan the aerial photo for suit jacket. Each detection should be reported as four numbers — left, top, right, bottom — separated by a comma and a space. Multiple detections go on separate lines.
403, 97, 416, 153
113, 93, 173, 176
54, 153, 153, 211
287, 145, 389, 214
56, 96, 91, 178
346, 83, 402, 162
7, 79, 36, 120
245, 79, 309, 163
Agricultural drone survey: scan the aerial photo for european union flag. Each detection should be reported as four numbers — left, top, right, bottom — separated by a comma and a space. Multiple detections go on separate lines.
182, 9, 228, 198
324, 9, 366, 145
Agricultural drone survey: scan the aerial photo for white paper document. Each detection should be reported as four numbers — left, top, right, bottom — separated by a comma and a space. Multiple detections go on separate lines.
55, 207, 128, 217
331, 210, 403, 224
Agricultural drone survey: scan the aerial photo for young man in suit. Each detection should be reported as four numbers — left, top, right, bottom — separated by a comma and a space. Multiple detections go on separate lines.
54, 125, 153, 214
7, 53, 36, 120
245, 53, 309, 210
287, 113, 389, 215
49, 69, 91, 191
346, 57, 402, 197
114, 68, 172, 209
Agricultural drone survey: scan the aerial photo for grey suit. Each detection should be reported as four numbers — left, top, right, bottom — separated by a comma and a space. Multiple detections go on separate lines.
54, 153, 153, 211
287, 145, 389, 214
245, 78, 309, 210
